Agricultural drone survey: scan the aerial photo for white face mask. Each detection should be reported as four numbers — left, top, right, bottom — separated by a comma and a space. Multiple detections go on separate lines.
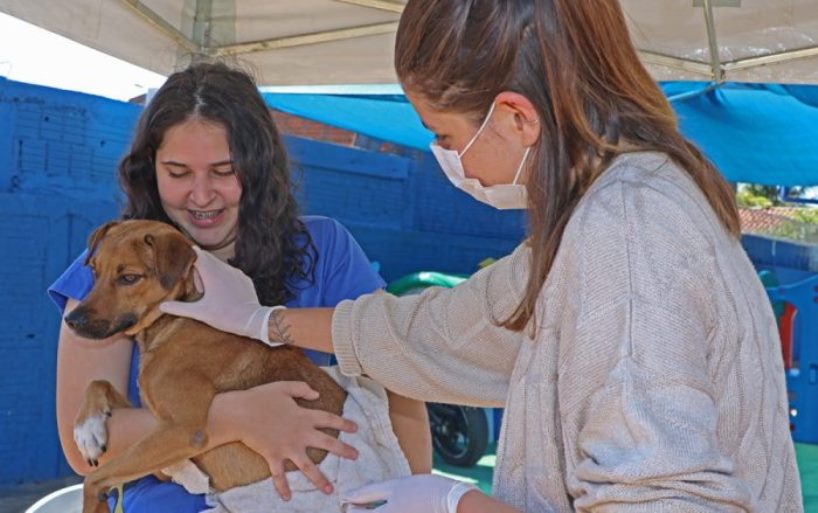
430, 102, 530, 210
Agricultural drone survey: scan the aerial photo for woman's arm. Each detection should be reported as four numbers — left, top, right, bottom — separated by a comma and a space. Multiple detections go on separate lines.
163, 244, 529, 407
56, 298, 151, 475
385, 390, 432, 474
458, 491, 521, 513
268, 244, 529, 407
268, 307, 334, 352
161, 245, 531, 406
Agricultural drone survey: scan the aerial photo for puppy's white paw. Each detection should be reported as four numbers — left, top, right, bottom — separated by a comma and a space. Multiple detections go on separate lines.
74, 411, 110, 467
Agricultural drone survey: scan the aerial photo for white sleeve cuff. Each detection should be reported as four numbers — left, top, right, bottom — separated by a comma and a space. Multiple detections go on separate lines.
446, 482, 478, 513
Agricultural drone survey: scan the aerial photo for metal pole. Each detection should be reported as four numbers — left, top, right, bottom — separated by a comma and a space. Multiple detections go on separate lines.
702, 0, 724, 83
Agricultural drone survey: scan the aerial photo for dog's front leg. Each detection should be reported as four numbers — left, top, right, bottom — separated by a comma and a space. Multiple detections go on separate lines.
82, 419, 213, 513
75, 380, 132, 467
81, 378, 215, 513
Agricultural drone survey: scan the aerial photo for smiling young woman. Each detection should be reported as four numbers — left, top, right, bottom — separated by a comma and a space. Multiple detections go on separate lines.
154, 118, 242, 259
50, 62, 431, 513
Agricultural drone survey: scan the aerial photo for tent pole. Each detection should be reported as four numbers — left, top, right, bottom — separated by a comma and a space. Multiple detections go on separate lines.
702, 0, 725, 83
666, 82, 719, 103
726, 45, 818, 72
118, 0, 198, 53
332, 0, 404, 13
638, 50, 714, 77
212, 23, 398, 56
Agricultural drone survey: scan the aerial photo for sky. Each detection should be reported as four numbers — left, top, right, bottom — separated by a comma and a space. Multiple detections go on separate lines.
0, 11, 167, 102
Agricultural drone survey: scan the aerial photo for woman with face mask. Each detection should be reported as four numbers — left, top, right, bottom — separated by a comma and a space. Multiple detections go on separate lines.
162, 1, 803, 511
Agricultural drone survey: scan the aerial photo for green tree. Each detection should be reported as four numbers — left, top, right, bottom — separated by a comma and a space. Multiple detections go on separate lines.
736, 185, 774, 208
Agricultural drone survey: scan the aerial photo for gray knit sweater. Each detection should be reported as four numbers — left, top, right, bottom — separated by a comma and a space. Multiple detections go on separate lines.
332, 152, 803, 512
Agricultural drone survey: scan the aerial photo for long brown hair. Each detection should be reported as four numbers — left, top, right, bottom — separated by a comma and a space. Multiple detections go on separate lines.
396, 0, 740, 331
119, 62, 316, 306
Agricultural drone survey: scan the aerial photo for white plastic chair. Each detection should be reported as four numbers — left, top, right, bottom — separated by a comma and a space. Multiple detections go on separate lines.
24, 484, 82, 513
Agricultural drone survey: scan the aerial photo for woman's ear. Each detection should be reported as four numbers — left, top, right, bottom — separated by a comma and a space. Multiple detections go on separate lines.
496, 91, 540, 147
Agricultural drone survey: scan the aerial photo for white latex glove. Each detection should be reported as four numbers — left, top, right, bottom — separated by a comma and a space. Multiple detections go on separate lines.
159, 246, 284, 346
342, 474, 477, 513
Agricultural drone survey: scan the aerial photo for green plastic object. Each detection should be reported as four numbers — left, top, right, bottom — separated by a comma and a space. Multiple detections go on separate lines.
758, 269, 785, 321
386, 272, 468, 296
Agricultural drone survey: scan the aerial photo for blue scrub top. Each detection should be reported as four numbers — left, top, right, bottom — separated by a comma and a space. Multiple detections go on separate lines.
48, 216, 384, 513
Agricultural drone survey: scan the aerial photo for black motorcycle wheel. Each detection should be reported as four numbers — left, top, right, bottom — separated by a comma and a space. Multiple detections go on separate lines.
427, 403, 489, 467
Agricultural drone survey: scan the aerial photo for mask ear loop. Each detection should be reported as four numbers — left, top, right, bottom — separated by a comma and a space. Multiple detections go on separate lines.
459, 102, 498, 157
511, 147, 531, 185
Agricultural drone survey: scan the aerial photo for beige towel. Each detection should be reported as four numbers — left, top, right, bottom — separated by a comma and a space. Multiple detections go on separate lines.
163, 366, 412, 512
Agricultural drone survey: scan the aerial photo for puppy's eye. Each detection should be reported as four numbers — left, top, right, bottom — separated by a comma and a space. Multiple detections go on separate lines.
117, 274, 143, 285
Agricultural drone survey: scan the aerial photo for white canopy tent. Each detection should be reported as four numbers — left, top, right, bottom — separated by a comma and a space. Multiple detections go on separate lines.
0, 0, 817, 86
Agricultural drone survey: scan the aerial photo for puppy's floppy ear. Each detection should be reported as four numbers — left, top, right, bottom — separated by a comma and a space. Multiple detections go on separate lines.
144, 230, 196, 290
84, 221, 120, 265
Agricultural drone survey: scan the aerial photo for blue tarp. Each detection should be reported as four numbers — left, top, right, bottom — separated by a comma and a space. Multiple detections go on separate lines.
264, 82, 818, 187
264, 92, 433, 151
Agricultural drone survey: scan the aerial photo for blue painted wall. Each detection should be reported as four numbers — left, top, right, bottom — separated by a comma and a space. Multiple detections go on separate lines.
0, 78, 140, 485
288, 136, 526, 282
0, 77, 525, 485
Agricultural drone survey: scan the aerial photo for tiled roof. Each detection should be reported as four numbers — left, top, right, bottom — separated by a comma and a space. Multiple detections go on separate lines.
740, 207, 818, 244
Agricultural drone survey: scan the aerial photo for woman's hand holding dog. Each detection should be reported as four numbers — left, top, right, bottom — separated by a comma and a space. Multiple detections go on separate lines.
213, 380, 359, 501
160, 247, 283, 346
163, 246, 341, 355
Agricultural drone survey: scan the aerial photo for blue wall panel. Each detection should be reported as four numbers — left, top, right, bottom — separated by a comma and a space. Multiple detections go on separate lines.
0, 78, 136, 485
286, 137, 527, 281
288, 136, 412, 232
413, 152, 527, 241
0, 78, 525, 486
0, 193, 120, 485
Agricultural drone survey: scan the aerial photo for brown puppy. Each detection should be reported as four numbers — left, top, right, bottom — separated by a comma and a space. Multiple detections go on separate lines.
65, 219, 347, 513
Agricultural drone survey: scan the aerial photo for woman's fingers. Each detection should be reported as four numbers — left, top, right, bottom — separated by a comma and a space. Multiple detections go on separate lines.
310, 409, 358, 433
267, 457, 292, 501
264, 433, 355, 499
311, 431, 359, 460
190, 246, 256, 294
189, 247, 217, 287
290, 454, 334, 494
236, 381, 362, 500
278, 381, 320, 401
280, 381, 358, 434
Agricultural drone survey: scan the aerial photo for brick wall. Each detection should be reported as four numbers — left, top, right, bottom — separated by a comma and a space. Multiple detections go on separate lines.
272, 110, 356, 146
272, 110, 406, 156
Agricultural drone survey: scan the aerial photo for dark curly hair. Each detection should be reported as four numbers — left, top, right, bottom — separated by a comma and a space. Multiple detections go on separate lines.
118, 61, 316, 306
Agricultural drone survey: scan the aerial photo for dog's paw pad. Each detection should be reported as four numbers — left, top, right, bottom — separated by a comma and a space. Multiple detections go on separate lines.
74, 413, 109, 463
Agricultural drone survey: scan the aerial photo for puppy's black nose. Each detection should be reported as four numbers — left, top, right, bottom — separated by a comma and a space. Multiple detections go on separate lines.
64, 309, 88, 331
63, 308, 114, 339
